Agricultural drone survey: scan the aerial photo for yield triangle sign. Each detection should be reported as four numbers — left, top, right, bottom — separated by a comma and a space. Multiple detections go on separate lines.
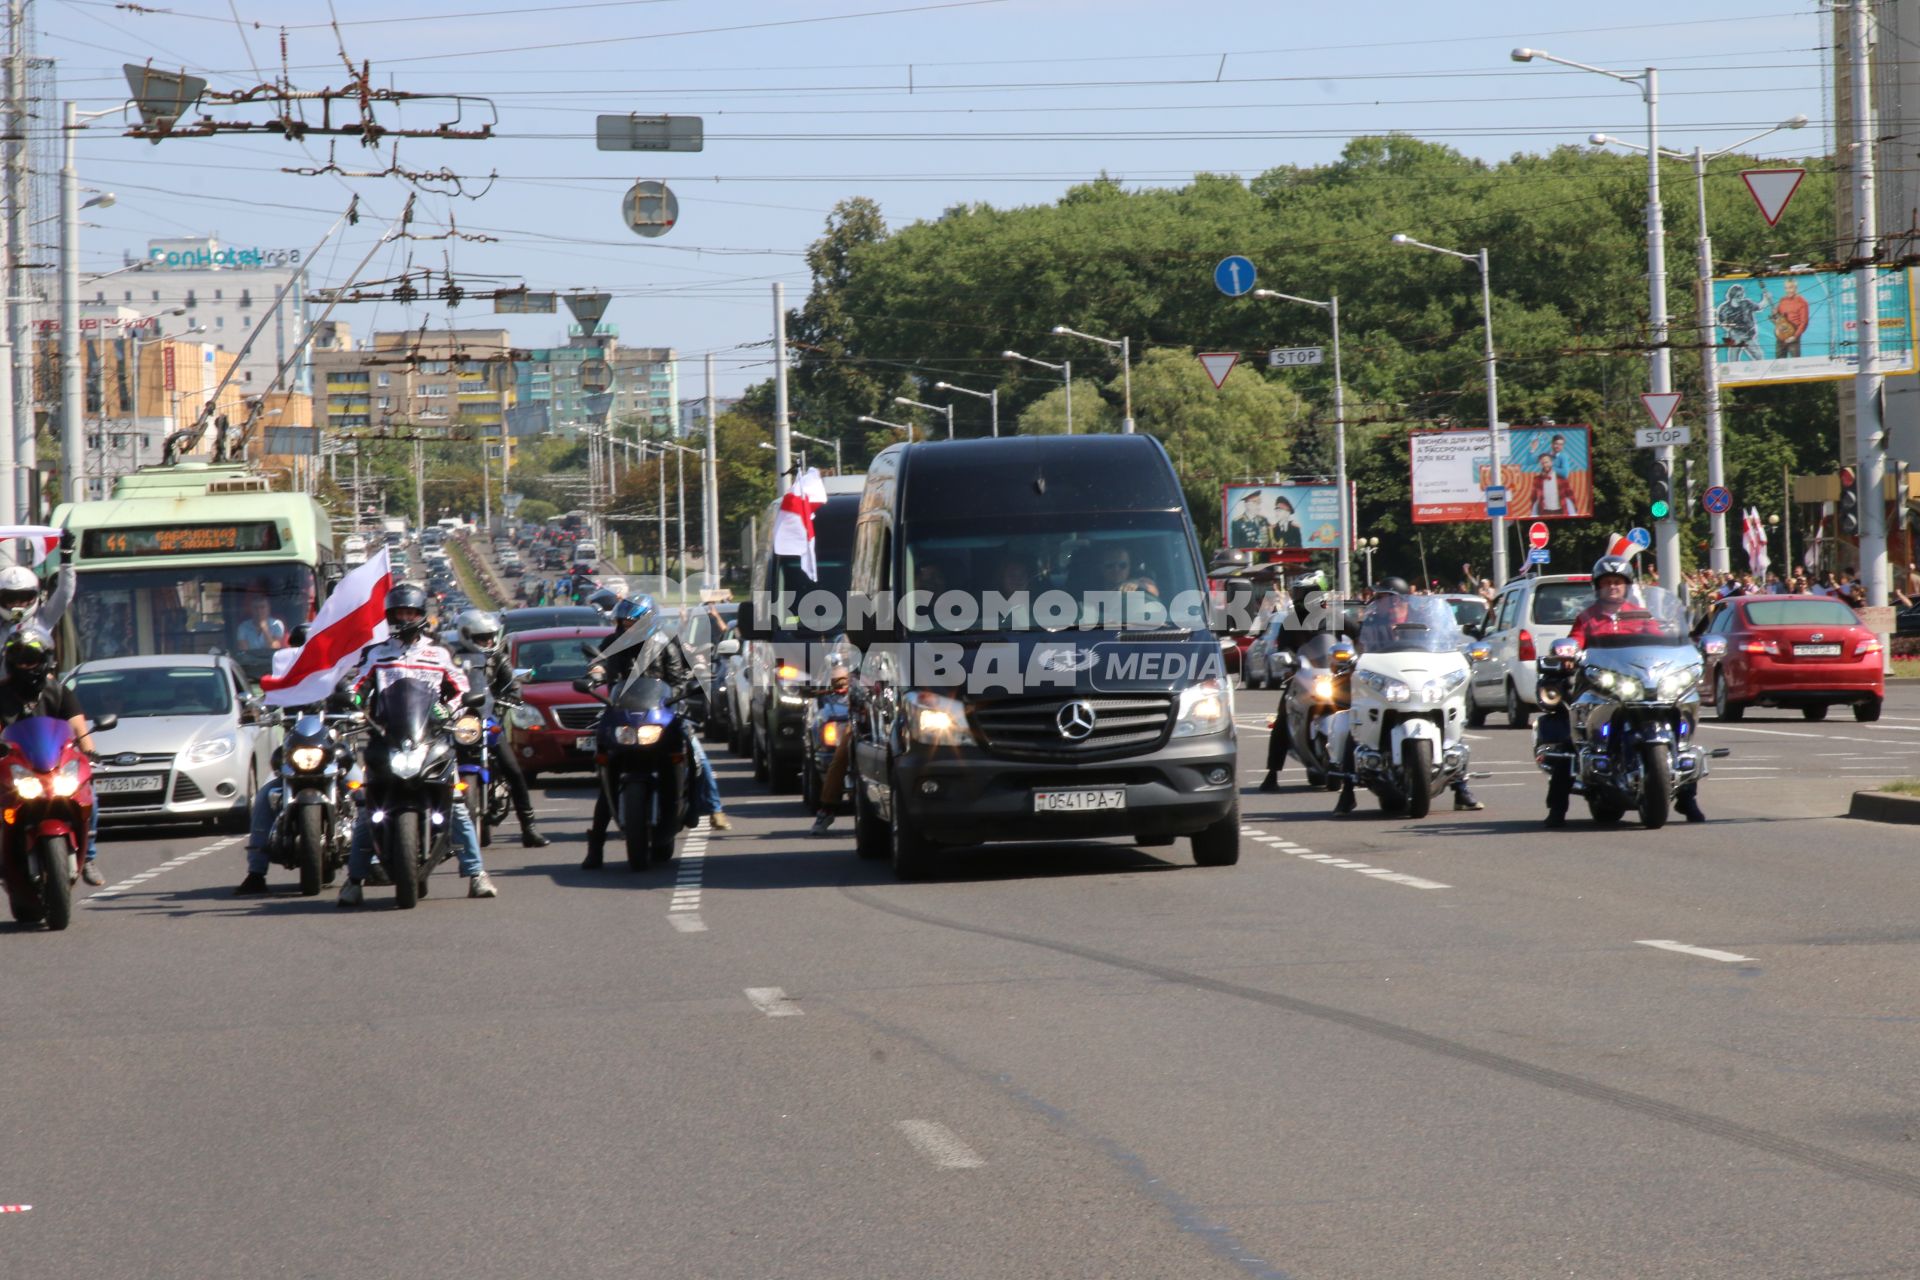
564, 291, 611, 338
1197, 351, 1240, 389
1640, 391, 1682, 430
1741, 168, 1806, 227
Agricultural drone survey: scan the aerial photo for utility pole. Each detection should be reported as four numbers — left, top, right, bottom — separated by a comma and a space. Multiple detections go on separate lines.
7, 2, 29, 519
58, 100, 81, 506
703, 352, 719, 593
1851, 0, 1889, 610
413, 437, 425, 531
674, 444, 686, 605
773, 281, 791, 494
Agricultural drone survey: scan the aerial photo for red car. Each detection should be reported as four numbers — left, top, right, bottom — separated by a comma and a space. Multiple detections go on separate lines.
505, 625, 612, 779
1698, 594, 1884, 722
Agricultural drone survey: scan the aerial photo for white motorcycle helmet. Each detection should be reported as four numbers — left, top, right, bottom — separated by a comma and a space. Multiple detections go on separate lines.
0, 564, 39, 624
457, 608, 503, 653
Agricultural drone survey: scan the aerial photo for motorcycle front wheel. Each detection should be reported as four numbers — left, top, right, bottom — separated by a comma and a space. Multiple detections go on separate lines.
621, 777, 652, 871
294, 805, 326, 897
390, 813, 421, 910
1403, 740, 1433, 820
36, 836, 72, 931
1638, 744, 1672, 830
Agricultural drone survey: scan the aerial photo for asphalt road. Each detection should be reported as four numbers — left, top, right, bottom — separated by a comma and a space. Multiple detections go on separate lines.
7, 683, 1920, 1278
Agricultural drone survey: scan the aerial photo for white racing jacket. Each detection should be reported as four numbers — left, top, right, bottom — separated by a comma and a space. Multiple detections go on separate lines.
351, 635, 471, 703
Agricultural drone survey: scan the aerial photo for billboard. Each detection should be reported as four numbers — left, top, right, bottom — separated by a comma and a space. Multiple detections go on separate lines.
1411, 425, 1592, 524
1710, 268, 1916, 386
1222, 482, 1344, 551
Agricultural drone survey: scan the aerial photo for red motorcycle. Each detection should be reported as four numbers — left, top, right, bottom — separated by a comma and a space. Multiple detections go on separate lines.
0, 712, 113, 931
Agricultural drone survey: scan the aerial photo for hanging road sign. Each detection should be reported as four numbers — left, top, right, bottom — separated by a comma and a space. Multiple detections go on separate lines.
1267, 347, 1324, 368
1702, 484, 1733, 514
1197, 352, 1240, 389
493, 289, 556, 314
1640, 391, 1682, 430
1485, 484, 1509, 518
1627, 527, 1653, 548
578, 358, 613, 394
595, 114, 704, 153
1528, 547, 1551, 566
1214, 255, 1257, 297
1740, 168, 1806, 227
1528, 521, 1549, 549
564, 291, 611, 338
1635, 425, 1692, 448
123, 64, 206, 140
622, 180, 679, 238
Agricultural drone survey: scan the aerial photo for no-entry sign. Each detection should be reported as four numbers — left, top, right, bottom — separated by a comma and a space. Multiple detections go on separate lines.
1528, 521, 1549, 550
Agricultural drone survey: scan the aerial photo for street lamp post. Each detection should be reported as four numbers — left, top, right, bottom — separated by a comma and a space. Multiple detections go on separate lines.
1003, 350, 1070, 432
1051, 325, 1132, 433
60, 100, 126, 506
894, 396, 953, 440
1589, 114, 1807, 576
857, 414, 914, 442
1386, 237, 1508, 587
933, 380, 998, 437
1359, 535, 1381, 584
1514, 46, 1678, 588
790, 427, 841, 473
1251, 287, 1351, 596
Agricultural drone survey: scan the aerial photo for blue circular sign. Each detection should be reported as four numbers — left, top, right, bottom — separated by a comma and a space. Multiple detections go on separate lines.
1214, 255, 1256, 297
1627, 527, 1653, 548
1703, 485, 1733, 514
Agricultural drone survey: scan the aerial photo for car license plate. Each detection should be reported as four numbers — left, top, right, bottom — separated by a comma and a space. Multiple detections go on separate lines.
96, 774, 164, 794
1795, 643, 1842, 657
570, 736, 596, 752
1034, 788, 1125, 813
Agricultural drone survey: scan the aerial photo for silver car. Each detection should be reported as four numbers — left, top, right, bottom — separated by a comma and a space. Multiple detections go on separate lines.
67, 655, 278, 830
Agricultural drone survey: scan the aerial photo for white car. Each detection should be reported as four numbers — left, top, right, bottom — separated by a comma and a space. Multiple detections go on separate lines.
1467, 574, 1594, 728
67, 655, 278, 830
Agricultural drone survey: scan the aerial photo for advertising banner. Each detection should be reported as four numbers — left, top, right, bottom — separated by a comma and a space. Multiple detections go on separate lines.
1710, 268, 1916, 386
1410, 425, 1592, 524
1221, 482, 1344, 551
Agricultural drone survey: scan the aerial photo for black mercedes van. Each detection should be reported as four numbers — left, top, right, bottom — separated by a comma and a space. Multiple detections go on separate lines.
840, 435, 1240, 878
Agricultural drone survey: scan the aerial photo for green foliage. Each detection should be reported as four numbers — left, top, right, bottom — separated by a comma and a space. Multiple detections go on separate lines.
516, 497, 558, 524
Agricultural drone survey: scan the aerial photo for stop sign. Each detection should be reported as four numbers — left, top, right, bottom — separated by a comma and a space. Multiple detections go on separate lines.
1528, 521, 1549, 550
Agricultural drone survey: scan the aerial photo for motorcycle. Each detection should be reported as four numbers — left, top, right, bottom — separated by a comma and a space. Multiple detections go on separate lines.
800, 682, 850, 814
0, 711, 113, 930
1325, 595, 1480, 819
575, 668, 702, 872
365, 679, 479, 908
1277, 631, 1354, 790
1532, 585, 1726, 828
452, 659, 515, 848
267, 706, 362, 895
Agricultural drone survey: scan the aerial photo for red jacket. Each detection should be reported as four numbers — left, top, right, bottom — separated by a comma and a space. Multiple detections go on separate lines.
1568, 601, 1669, 649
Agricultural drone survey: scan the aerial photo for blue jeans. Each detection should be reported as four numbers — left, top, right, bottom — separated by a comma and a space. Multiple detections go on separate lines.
687, 731, 723, 817
245, 780, 280, 876
346, 789, 483, 881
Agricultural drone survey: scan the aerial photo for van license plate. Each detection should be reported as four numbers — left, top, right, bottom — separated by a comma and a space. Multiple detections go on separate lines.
1795, 644, 1841, 656
1034, 789, 1125, 813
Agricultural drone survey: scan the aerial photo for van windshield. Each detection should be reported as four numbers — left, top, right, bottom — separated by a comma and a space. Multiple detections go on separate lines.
901, 512, 1203, 633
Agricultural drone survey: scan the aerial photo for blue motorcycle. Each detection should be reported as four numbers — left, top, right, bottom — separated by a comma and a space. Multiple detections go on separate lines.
574, 672, 701, 870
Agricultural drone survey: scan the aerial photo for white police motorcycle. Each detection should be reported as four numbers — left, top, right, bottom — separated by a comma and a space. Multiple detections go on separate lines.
1325, 594, 1478, 819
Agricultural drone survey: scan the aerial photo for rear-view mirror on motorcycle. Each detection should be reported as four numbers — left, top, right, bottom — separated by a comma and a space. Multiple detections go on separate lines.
1548, 638, 1581, 660
571, 678, 594, 694
513, 667, 534, 680
461, 691, 489, 710
91, 713, 118, 733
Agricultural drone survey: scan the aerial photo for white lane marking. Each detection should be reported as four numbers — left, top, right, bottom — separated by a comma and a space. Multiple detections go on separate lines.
1637, 939, 1755, 964
896, 1120, 986, 1170
1245, 827, 1450, 890
744, 987, 802, 1017
668, 913, 707, 933
87, 837, 230, 902
667, 820, 709, 930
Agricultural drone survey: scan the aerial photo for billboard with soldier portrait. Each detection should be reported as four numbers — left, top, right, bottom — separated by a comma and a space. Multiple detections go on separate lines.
1221, 482, 1344, 551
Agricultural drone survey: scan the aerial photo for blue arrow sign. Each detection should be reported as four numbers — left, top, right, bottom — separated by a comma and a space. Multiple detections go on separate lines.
1703, 484, 1733, 514
1214, 255, 1256, 297
1627, 527, 1652, 548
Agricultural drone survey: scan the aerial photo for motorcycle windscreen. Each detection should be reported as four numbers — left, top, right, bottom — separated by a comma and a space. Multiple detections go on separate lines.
614, 675, 676, 724
1583, 585, 1689, 650
1357, 595, 1466, 654
4, 715, 72, 773
372, 678, 438, 744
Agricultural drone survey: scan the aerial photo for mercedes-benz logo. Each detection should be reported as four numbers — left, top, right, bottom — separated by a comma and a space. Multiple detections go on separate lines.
111, 752, 139, 768
1056, 700, 1096, 740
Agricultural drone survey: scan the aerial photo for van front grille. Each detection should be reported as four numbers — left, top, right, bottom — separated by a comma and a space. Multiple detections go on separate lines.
969, 693, 1174, 762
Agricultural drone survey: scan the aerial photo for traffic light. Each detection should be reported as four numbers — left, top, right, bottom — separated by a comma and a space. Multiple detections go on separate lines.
1648, 460, 1672, 520
1684, 458, 1696, 511
1838, 465, 1859, 536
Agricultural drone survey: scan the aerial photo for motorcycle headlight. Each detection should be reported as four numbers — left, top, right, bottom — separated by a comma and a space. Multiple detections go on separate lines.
185, 735, 236, 765
637, 724, 664, 746
1615, 675, 1645, 700
388, 743, 428, 778
1657, 667, 1700, 700
907, 691, 974, 746
1174, 677, 1230, 738
51, 759, 81, 798
9, 764, 43, 800
614, 724, 639, 745
1440, 668, 1469, 694
452, 714, 483, 746
1311, 674, 1334, 701
1358, 671, 1412, 703
820, 719, 841, 748
289, 746, 326, 772
508, 703, 544, 730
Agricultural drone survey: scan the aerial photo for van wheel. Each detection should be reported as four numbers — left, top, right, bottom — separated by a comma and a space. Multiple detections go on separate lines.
888, 778, 934, 880
1855, 697, 1883, 723
1505, 682, 1532, 730
1190, 801, 1240, 867
853, 774, 889, 860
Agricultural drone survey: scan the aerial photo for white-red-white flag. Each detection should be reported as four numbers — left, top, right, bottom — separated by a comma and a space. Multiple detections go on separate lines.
1604, 532, 1637, 560
0, 524, 63, 566
1741, 507, 1771, 578
772, 466, 829, 581
259, 547, 392, 706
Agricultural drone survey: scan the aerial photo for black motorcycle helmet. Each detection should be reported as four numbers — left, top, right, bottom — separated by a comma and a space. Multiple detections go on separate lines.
1590, 555, 1636, 587
4, 626, 54, 694
586, 587, 620, 615
384, 583, 430, 643
1375, 575, 1412, 596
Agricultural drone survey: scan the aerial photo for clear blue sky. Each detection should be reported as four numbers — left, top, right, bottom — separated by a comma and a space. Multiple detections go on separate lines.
46, 0, 1829, 399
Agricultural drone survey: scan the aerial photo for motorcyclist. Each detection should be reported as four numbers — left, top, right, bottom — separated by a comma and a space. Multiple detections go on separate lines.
337, 584, 498, 904
1260, 569, 1333, 792
1557, 555, 1705, 825
580, 593, 729, 870
586, 586, 620, 617
807, 660, 854, 836
449, 608, 549, 848
0, 528, 77, 653
1333, 578, 1485, 816
0, 627, 103, 884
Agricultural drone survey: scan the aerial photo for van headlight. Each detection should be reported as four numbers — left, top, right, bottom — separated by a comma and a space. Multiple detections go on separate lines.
907, 691, 973, 746
185, 736, 236, 765
1174, 677, 1230, 737
452, 714, 483, 746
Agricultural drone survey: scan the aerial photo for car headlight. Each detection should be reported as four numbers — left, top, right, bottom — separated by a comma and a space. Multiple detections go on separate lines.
289, 746, 326, 772
1311, 674, 1334, 701
1358, 671, 1412, 703
10, 763, 43, 800
388, 743, 428, 778
452, 714, 483, 746
637, 724, 664, 746
509, 703, 544, 730
185, 736, 236, 765
51, 759, 81, 798
907, 691, 974, 746
1174, 677, 1231, 738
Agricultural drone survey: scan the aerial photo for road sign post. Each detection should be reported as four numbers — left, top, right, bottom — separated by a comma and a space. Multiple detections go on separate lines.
1635, 425, 1692, 449
621, 181, 679, 238
1740, 168, 1805, 227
